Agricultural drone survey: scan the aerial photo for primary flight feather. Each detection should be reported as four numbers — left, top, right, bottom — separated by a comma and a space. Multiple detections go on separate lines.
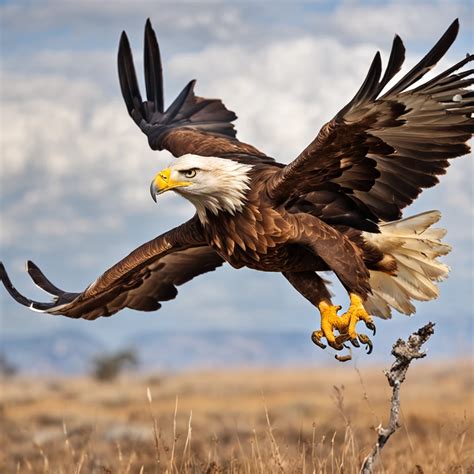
1, 18, 472, 359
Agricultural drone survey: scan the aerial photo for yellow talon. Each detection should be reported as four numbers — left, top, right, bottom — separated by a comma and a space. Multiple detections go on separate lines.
338, 293, 375, 354
312, 301, 344, 350
312, 294, 376, 356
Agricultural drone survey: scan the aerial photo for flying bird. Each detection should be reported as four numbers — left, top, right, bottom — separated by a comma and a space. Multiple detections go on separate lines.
1, 19, 472, 360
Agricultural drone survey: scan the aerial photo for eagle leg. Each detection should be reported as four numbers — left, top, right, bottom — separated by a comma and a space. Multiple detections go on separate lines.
333, 293, 376, 354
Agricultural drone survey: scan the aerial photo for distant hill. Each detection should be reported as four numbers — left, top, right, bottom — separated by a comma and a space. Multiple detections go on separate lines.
0, 330, 104, 375
0, 329, 327, 375
1, 319, 470, 375
127, 330, 323, 371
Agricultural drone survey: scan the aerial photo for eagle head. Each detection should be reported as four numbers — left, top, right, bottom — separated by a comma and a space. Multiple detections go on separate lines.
150, 155, 253, 223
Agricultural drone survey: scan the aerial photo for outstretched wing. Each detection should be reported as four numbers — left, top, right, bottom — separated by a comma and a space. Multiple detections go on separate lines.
269, 19, 473, 222
118, 19, 269, 161
0, 218, 224, 320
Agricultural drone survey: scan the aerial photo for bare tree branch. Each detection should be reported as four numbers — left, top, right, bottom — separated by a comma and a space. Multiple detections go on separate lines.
360, 322, 435, 474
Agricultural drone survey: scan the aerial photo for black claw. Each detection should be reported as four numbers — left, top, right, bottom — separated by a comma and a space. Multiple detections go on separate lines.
358, 334, 374, 355
335, 305, 342, 311
350, 338, 360, 348
311, 332, 326, 349
366, 341, 373, 355
365, 321, 376, 335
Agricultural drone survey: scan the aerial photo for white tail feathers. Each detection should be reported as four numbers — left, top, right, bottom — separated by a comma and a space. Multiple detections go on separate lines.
362, 211, 451, 319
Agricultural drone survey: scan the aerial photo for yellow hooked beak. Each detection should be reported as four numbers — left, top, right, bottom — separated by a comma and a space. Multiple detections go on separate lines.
150, 168, 192, 202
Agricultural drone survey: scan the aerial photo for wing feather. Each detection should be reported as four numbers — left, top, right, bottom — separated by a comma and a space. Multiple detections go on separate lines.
118, 20, 268, 160
1, 219, 224, 320
382, 19, 460, 97
143, 18, 164, 114
269, 19, 473, 223
118, 31, 145, 126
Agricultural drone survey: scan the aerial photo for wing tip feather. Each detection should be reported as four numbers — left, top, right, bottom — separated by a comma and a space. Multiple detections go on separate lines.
143, 16, 164, 113
118, 18, 245, 153
119, 30, 130, 50
0, 261, 32, 308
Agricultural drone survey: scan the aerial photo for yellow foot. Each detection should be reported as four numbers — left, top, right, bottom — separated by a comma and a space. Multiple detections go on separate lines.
311, 295, 376, 356
334, 294, 376, 354
311, 301, 345, 351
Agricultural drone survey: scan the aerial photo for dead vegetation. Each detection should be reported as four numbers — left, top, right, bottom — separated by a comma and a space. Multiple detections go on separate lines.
91, 349, 139, 382
0, 360, 472, 473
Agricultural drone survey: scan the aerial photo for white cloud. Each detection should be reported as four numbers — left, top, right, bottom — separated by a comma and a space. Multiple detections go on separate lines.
0, 69, 192, 249
3, 1, 470, 47
0, 1, 246, 44
312, 1, 472, 43
8, 50, 116, 84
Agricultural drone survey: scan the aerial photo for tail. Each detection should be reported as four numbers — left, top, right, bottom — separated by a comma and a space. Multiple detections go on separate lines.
362, 211, 451, 318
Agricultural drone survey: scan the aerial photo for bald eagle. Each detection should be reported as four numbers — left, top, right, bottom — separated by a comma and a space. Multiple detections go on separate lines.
1, 19, 472, 359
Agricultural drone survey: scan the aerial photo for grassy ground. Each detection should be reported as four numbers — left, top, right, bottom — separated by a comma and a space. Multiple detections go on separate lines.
1, 362, 472, 473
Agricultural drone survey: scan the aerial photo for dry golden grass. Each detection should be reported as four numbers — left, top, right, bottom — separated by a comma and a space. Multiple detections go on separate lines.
1, 362, 472, 473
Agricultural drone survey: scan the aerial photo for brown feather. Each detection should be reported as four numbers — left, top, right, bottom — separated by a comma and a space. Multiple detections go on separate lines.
1, 218, 223, 320
118, 20, 269, 162
268, 21, 473, 222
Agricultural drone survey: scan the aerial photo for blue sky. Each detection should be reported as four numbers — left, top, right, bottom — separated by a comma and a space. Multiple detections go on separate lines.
0, 1, 472, 361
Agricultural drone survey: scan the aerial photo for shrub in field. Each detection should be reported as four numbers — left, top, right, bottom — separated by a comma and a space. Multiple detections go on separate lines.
0, 352, 17, 377
91, 349, 138, 382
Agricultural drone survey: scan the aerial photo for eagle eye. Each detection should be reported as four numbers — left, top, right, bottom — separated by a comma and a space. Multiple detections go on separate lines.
184, 169, 197, 179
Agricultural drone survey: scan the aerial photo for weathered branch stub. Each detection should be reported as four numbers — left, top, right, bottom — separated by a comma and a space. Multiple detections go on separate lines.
360, 322, 435, 473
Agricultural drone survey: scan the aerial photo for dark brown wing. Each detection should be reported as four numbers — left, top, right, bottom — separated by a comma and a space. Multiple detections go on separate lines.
0, 218, 224, 320
269, 19, 473, 222
118, 19, 269, 161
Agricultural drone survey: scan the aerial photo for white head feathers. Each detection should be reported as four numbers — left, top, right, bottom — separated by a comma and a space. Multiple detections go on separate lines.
167, 155, 253, 223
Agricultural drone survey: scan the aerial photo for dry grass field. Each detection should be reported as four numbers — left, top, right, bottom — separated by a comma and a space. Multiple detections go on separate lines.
1, 362, 472, 473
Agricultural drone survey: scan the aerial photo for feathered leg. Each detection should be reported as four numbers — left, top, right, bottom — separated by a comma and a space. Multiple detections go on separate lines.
283, 271, 345, 351
289, 214, 377, 356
